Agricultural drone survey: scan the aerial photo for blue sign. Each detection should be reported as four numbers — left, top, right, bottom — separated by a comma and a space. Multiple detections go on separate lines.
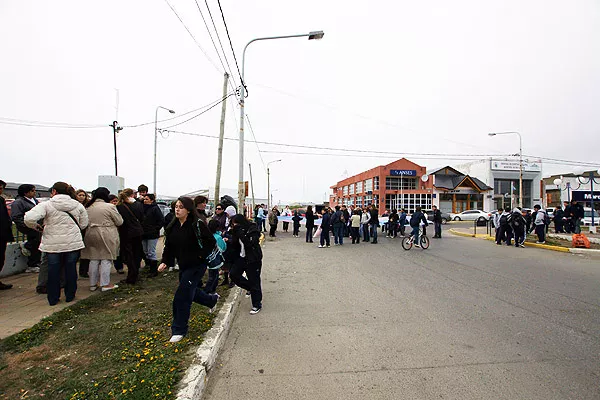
572, 191, 600, 202
390, 170, 417, 176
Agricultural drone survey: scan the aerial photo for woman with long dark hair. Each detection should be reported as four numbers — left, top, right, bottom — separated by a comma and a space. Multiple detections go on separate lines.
81, 187, 123, 291
158, 197, 220, 342
305, 205, 315, 243
116, 188, 144, 285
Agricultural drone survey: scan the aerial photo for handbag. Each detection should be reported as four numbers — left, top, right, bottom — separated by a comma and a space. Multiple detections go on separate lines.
313, 225, 322, 238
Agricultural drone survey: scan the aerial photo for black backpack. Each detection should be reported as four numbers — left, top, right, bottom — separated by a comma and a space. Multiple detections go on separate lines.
499, 214, 509, 227
220, 195, 237, 212
510, 211, 522, 228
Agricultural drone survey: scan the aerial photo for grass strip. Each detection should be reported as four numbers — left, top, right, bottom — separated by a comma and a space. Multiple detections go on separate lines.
0, 271, 229, 399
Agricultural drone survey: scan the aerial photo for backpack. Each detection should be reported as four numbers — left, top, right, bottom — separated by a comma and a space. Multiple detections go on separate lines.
220, 195, 237, 212
544, 212, 551, 226
510, 211, 522, 228
499, 214, 509, 227
193, 221, 224, 269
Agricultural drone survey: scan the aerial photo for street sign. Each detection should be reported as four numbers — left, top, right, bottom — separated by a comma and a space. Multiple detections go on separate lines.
390, 170, 416, 176
572, 191, 600, 202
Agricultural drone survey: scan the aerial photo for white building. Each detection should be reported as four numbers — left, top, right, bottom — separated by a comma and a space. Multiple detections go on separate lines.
452, 157, 543, 211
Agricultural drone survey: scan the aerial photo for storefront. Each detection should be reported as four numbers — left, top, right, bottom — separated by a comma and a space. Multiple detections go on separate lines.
429, 166, 492, 213
330, 158, 433, 213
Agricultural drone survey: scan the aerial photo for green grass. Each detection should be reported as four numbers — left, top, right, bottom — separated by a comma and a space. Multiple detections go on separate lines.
0, 272, 229, 399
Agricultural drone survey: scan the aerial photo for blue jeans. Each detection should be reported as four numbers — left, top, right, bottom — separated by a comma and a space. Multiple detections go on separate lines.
333, 225, 344, 244
172, 265, 218, 336
411, 226, 420, 245
362, 224, 370, 241
142, 238, 158, 260
203, 268, 220, 294
47, 250, 80, 305
370, 223, 378, 242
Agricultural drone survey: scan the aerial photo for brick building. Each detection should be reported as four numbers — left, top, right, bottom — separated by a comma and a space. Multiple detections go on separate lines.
329, 158, 433, 213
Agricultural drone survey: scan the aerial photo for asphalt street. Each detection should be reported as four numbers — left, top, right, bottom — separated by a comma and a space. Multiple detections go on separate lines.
202, 226, 600, 400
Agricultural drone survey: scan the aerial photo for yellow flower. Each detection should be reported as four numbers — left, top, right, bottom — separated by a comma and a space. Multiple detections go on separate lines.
122, 389, 127, 394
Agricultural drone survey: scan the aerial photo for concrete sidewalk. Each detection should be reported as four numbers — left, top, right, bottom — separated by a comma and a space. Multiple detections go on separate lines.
0, 270, 121, 339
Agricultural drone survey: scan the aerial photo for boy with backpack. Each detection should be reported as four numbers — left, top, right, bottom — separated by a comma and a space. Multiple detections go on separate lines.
508, 208, 526, 248
496, 206, 513, 246
530, 205, 548, 244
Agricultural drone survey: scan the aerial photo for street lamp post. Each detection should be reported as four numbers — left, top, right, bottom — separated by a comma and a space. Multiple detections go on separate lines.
553, 177, 572, 203
488, 131, 523, 208
238, 30, 324, 209
154, 106, 176, 196
573, 168, 600, 229
267, 159, 282, 210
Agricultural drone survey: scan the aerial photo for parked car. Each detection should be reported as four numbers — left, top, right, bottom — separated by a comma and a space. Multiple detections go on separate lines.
423, 209, 451, 224
450, 210, 491, 221
582, 207, 600, 226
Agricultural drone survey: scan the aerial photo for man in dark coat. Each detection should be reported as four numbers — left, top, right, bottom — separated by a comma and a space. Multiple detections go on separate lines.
432, 205, 443, 238
10, 184, 41, 272
0, 180, 14, 289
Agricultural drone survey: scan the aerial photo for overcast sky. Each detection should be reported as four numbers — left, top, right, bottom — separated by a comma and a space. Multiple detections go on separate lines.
1, 0, 599, 203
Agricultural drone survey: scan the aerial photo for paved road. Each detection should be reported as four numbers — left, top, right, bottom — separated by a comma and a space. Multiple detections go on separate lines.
203, 228, 600, 400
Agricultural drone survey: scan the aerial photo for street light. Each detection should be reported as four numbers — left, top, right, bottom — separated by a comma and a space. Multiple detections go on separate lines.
553, 177, 572, 202
488, 131, 523, 208
237, 30, 325, 209
267, 159, 282, 210
154, 106, 176, 196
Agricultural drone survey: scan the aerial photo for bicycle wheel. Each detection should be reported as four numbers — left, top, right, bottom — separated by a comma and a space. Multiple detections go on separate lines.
401, 236, 413, 250
420, 235, 430, 249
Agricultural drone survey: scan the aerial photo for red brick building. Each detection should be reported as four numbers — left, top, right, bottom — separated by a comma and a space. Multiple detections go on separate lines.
329, 158, 434, 213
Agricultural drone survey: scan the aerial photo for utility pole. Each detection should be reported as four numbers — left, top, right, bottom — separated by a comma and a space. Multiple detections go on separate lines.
214, 73, 229, 206
110, 121, 122, 176
249, 163, 256, 217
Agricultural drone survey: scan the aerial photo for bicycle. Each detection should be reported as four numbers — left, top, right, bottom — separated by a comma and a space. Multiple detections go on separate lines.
401, 227, 430, 250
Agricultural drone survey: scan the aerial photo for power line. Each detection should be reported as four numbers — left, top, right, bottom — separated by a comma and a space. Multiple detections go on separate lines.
160, 94, 233, 129
245, 115, 266, 172
0, 119, 105, 129
215, 0, 245, 91
202, 0, 239, 89
163, 0, 221, 73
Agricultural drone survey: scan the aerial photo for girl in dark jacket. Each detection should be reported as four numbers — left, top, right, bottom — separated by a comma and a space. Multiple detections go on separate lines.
158, 197, 219, 342
292, 210, 302, 237
141, 194, 165, 277
116, 188, 144, 284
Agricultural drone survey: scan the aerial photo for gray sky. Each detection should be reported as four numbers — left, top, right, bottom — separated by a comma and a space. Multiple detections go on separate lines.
1, 0, 599, 203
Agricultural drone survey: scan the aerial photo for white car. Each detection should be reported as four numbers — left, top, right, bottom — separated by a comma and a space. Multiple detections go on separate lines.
451, 210, 491, 221
582, 207, 600, 226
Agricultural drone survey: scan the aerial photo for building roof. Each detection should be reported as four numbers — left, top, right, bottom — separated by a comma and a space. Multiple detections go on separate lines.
430, 168, 491, 192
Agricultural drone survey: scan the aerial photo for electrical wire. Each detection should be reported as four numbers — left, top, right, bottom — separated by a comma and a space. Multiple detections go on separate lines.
215, 0, 246, 91
0, 119, 106, 129
202, 0, 239, 89
163, 0, 221, 73
159, 94, 234, 129
245, 115, 266, 172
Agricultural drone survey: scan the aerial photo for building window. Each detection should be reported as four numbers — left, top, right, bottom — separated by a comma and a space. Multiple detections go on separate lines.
343, 186, 348, 196
365, 179, 373, 193
385, 193, 432, 214
374, 176, 379, 190
385, 177, 417, 190
356, 196, 363, 208
349, 184, 355, 195
365, 194, 372, 205
356, 181, 363, 193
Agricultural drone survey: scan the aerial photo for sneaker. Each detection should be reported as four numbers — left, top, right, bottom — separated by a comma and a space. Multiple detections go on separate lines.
209, 293, 221, 314
245, 291, 251, 298
168, 267, 174, 272
519, 243, 525, 248
249, 307, 262, 315
90, 286, 98, 291
415, 244, 421, 248
174, 265, 180, 271
536, 241, 546, 244
326, 245, 331, 248
318, 245, 324, 248
25, 267, 40, 273
169, 335, 184, 343
101, 284, 118, 292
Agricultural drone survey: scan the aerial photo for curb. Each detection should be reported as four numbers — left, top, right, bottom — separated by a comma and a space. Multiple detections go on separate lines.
176, 286, 241, 400
448, 229, 587, 254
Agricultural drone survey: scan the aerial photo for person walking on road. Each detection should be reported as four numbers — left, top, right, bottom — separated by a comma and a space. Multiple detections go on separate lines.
292, 210, 302, 237
0, 180, 14, 290
305, 205, 316, 243
81, 187, 123, 291
158, 197, 220, 343
369, 205, 380, 244
509, 207, 526, 248
409, 206, 428, 247
318, 208, 331, 248
496, 207, 513, 246
531, 204, 548, 244
432, 205, 443, 238
228, 214, 264, 315
25, 182, 89, 306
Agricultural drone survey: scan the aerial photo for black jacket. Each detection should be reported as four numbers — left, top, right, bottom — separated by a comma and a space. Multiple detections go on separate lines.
571, 203, 584, 219
321, 212, 331, 232
161, 217, 216, 270
410, 211, 428, 228
230, 223, 263, 263
370, 208, 379, 225
117, 203, 144, 239
0, 197, 14, 242
10, 195, 38, 234
305, 210, 316, 229
432, 209, 442, 223
142, 202, 165, 239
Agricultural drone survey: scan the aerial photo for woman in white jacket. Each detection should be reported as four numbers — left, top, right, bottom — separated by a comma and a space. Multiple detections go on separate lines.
25, 182, 88, 306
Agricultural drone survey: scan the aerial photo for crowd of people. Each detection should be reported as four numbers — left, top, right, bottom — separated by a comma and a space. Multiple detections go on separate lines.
251, 203, 438, 248
0, 181, 264, 343
492, 200, 585, 247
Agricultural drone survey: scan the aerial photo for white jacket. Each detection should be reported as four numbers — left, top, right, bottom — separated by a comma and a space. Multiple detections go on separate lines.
25, 194, 89, 253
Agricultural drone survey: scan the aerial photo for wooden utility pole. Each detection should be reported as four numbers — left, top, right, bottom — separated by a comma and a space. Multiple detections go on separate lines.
214, 72, 229, 206
249, 163, 256, 217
